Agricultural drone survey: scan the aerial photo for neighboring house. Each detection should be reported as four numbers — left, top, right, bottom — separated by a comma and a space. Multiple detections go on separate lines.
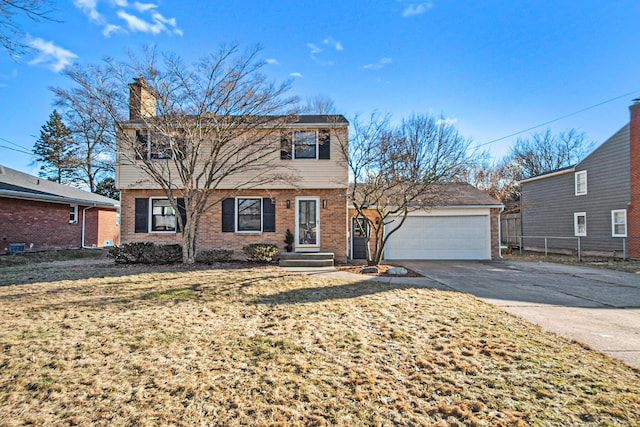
521, 101, 640, 257
117, 80, 350, 260
349, 183, 504, 260
0, 165, 120, 255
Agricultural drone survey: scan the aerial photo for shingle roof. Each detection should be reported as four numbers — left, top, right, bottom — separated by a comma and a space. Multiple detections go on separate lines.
432, 182, 503, 207
0, 165, 119, 208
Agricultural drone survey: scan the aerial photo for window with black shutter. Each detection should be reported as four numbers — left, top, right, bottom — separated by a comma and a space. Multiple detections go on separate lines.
318, 129, 330, 160
222, 198, 235, 232
263, 198, 276, 232
280, 131, 292, 160
134, 198, 149, 233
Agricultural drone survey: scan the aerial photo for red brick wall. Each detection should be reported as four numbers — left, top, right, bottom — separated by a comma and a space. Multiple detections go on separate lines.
628, 102, 640, 258
83, 208, 119, 247
120, 189, 348, 261
0, 198, 82, 254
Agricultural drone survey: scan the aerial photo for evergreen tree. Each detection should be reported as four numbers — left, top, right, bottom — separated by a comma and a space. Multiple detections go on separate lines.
33, 110, 77, 183
95, 177, 120, 200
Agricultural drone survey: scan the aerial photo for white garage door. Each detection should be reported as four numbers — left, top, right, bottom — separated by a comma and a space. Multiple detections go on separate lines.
384, 215, 490, 260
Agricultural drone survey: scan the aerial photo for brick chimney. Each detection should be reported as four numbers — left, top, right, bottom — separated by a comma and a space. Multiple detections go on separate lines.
628, 99, 640, 257
128, 77, 156, 120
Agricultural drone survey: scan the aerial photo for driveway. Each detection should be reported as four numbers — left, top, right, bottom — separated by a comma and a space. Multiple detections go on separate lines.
396, 260, 640, 369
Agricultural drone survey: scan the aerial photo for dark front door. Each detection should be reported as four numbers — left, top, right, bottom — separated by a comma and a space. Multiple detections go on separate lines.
352, 217, 369, 260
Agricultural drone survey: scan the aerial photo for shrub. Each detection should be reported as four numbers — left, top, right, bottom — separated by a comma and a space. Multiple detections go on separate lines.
109, 242, 183, 264
195, 249, 234, 263
242, 243, 279, 263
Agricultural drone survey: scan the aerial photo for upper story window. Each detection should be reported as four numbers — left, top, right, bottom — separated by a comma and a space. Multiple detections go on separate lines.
611, 209, 627, 237
150, 198, 177, 232
575, 170, 587, 196
136, 130, 185, 160
574, 212, 587, 236
69, 204, 78, 224
281, 129, 330, 160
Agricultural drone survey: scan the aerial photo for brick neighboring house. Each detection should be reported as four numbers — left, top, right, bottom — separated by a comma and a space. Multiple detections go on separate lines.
117, 80, 349, 260
521, 100, 640, 258
0, 165, 120, 254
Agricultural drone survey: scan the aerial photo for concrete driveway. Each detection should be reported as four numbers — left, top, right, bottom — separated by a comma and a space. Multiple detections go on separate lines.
397, 260, 640, 368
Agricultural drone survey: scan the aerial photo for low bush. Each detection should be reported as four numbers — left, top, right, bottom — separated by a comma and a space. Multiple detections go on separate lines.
109, 242, 183, 264
242, 243, 279, 263
195, 249, 234, 263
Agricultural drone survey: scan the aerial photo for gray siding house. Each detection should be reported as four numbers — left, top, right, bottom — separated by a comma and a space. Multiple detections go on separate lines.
521, 119, 632, 256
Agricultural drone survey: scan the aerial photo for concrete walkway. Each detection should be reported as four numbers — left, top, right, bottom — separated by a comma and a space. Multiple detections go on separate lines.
282, 261, 640, 369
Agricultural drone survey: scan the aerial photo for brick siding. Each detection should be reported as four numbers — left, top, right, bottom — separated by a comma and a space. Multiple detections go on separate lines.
120, 189, 348, 261
628, 103, 640, 258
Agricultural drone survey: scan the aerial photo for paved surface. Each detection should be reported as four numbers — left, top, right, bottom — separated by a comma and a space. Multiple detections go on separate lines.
283, 261, 640, 368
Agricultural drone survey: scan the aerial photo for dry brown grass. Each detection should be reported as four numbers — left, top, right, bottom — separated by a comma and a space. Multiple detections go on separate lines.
0, 258, 639, 426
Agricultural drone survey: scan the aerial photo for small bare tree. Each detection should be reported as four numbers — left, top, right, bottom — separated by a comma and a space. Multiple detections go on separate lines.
336, 113, 472, 265
62, 44, 299, 263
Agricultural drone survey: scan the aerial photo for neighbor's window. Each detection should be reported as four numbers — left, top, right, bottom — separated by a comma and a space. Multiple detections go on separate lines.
69, 204, 78, 223
575, 171, 587, 195
293, 130, 317, 159
237, 198, 262, 232
574, 212, 587, 236
150, 198, 176, 232
611, 209, 627, 237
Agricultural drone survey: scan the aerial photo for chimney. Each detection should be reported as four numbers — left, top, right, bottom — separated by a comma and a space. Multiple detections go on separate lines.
128, 77, 156, 120
628, 99, 640, 257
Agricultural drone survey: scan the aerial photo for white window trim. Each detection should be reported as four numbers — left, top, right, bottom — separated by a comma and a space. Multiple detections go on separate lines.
292, 130, 319, 160
575, 170, 587, 196
69, 204, 78, 224
574, 212, 587, 236
149, 197, 177, 234
611, 209, 627, 237
235, 197, 263, 233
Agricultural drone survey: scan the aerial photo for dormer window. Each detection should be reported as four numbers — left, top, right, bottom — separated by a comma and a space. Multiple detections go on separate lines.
575, 171, 587, 195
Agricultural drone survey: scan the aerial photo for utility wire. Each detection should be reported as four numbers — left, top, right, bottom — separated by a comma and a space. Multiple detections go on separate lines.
474, 89, 640, 149
0, 144, 32, 155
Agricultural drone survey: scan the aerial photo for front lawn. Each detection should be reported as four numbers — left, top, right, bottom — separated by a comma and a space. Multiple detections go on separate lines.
0, 260, 638, 426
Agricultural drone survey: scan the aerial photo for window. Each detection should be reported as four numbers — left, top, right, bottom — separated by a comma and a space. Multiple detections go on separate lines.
150, 198, 176, 232
574, 212, 587, 236
612, 209, 627, 237
136, 130, 184, 160
69, 204, 78, 223
237, 198, 262, 232
575, 171, 587, 195
281, 129, 330, 160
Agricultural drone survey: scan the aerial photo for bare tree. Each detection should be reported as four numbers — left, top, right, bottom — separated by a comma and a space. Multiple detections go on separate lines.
508, 129, 592, 179
62, 44, 298, 263
301, 94, 337, 114
462, 152, 520, 204
336, 112, 472, 265
51, 83, 115, 192
1, 0, 54, 56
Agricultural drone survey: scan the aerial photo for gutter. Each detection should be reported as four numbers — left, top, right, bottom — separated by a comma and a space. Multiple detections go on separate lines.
0, 190, 119, 208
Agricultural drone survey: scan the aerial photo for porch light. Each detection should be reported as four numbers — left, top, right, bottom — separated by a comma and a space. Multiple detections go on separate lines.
286, 200, 291, 209
322, 199, 327, 209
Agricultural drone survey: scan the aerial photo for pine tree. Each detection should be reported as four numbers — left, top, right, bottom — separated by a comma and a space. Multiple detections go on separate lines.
95, 177, 119, 200
33, 110, 77, 183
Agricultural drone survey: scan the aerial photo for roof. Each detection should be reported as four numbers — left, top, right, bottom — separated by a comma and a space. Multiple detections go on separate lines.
520, 165, 576, 184
0, 165, 119, 208
124, 114, 349, 128
434, 182, 503, 207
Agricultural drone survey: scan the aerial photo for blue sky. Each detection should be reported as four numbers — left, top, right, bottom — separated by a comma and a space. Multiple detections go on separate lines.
1, 0, 639, 175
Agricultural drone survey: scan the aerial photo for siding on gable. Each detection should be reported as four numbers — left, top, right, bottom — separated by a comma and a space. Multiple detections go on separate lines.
521, 124, 631, 254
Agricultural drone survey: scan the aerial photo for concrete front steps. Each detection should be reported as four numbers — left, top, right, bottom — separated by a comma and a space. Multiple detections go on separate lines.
279, 252, 334, 267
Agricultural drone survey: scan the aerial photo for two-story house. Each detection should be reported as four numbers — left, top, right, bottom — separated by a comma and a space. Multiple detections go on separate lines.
521, 100, 640, 258
117, 79, 349, 260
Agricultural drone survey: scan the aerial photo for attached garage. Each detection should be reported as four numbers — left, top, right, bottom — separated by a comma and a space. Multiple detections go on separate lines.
384, 209, 492, 260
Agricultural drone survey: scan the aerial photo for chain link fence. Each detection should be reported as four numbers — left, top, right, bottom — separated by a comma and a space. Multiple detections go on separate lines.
503, 235, 639, 261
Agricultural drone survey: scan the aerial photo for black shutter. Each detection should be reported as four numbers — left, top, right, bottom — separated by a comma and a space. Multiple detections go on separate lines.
280, 131, 292, 160
222, 198, 235, 232
318, 129, 330, 160
135, 130, 148, 160
134, 198, 149, 233
176, 198, 187, 232
263, 198, 276, 232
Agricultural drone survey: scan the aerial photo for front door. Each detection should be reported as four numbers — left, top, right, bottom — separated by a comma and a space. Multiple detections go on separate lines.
351, 217, 369, 259
295, 197, 320, 252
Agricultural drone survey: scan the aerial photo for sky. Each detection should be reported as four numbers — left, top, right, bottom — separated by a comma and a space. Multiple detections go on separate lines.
1, 0, 639, 175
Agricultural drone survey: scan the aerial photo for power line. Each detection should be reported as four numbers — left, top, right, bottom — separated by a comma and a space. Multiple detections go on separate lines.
474, 89, 640, 149
0, 144, 32, 155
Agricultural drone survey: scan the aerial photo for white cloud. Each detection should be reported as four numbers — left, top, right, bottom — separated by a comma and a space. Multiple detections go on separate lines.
116, 10, 182, 35
436, 117, 458, 126
363, 57, 392, 70
132, 1, 157, 12
102, 24, 123, 37
322, 37, 343, 51
111, 0, 128, 6
402, 2, 434, 17
73, 0, 103, 22
306, 43, 323, 54
265, 58, 280, 65
27, 37, 78, 72
290, 72, 302, 78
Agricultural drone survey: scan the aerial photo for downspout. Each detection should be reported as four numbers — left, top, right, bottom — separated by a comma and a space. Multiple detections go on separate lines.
82, 206, 95, 248
498, 206, 504, 259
